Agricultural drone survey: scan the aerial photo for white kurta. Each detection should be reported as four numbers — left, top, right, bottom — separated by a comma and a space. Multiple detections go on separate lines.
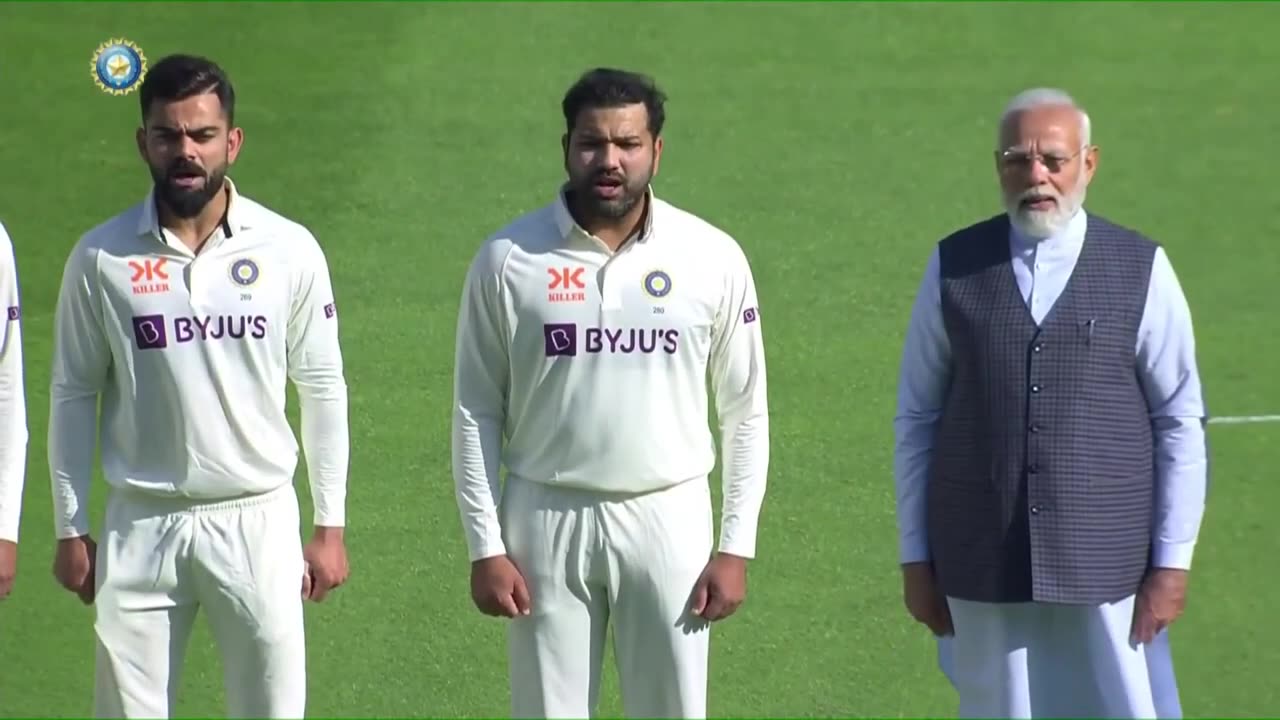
893, 208, 1208, 718
935, 599, 1184, 718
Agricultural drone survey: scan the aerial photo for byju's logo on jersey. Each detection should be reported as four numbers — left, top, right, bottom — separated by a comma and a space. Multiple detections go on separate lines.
544, 323, 577, 356
543, 323, 679, 357
132, 313, 268, 350
132, 315, 168, 349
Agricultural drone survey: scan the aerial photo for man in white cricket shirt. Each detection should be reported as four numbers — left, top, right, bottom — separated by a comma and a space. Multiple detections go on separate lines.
452, 67, 770, 719
895, 88, 1206, 718
0, 220, 28, 600
48, 54, 351, 718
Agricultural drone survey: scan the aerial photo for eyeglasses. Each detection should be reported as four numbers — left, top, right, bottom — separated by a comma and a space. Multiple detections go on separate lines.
997, 146, 1086, 173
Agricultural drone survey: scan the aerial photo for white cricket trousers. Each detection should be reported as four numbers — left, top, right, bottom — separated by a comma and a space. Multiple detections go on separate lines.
92, 483, 307, 719
500, 476, 715, 719
938, 595, 1183, 719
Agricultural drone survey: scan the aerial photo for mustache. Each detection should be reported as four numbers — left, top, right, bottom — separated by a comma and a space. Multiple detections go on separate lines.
1017, 187, 1059, 203
166, 160, 206, 179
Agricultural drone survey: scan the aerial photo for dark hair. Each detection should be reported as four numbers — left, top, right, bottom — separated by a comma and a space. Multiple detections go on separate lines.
561, 68, 666, 139
139, 54, 236, 126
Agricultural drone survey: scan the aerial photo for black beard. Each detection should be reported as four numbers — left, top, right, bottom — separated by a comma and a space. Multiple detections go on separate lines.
585, 188, 642, 219
569, 173, 648, 222
151, 164, 225, 219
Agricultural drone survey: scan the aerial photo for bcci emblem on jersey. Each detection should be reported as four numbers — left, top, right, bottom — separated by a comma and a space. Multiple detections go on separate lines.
229, 258, 260, 287
642, 270, 672, 299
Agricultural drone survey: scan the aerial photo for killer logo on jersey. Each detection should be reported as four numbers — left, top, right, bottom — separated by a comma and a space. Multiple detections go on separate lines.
229, 258, 260, 287
642, 269, 672, 299
6, 306, 18, 322
543, 323, 679, 357
548, 266, 587, 303
129, 257, 170, 295
132, 313, 268, 350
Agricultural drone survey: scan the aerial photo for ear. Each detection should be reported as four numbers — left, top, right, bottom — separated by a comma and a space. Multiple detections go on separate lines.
652, 135, 664, 177
135, 127, 147, 162
227, 126, 244, 164
1083, 144, 1099, 185
561, 132, 570, 173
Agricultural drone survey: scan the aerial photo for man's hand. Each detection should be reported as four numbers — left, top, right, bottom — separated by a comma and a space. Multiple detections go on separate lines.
470, 555, 531, 618
1131, 568, 1188, 645
53, 535, 97, 605
0, 540, 17, 600
302, 526, 349, 602
690, 552, 748, 622
903, 562, 953, 636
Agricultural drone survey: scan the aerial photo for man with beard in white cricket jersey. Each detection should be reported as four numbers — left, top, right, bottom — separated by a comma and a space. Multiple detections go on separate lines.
48, 54, 351, 718
452, 67, 771, 718
0, 220, 28, 601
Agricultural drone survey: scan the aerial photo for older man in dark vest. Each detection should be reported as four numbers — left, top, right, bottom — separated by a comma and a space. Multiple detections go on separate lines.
892, 87, 1208, 718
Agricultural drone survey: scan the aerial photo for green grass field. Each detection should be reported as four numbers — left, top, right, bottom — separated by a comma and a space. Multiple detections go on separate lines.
1, 1, 1278, 717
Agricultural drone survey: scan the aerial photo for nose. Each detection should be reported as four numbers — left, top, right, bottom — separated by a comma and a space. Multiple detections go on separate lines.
597, 144, 623, 170
177, 133, 200, 159
1027, 157, 1052, 184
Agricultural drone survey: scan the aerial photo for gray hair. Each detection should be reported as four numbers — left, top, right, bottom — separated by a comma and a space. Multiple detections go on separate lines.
997, 87, 1091, 149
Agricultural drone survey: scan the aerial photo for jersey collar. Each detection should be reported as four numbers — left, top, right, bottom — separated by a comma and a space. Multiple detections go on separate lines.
136, 176, 252, 249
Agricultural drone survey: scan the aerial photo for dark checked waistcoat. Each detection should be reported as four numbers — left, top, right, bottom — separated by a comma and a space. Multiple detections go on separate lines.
926, 212, 1158, 605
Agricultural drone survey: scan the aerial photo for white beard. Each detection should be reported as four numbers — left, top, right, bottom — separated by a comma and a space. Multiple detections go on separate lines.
1004, 170, 1088, 239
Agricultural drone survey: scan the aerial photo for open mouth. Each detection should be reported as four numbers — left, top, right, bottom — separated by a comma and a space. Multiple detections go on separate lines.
170, 170, 206, 189
593, 176, 623, 199
1021, 194, 1057, 211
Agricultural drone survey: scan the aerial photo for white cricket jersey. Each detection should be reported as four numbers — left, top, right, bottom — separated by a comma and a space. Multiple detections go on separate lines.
49, 179, 350, 539
0, 222, 28, 543
452, 187, 770, 562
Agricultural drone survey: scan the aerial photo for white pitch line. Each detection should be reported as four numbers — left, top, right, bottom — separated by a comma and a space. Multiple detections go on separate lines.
1208, 415, 1280, 425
